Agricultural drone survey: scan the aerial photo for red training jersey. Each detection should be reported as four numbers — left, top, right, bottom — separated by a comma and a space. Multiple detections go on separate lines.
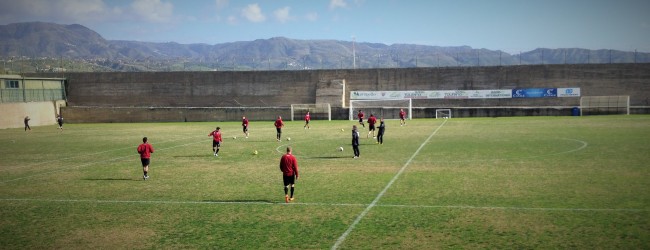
242, 118, 249, 127
357, 112, 364, 120
399, 110, 406, 119
209, 130, 222, 142
274, 118, 284, 128
279, 153, 299, 177
368, 116, 377, 125
137, 143, 154, 159
305, 113, 310, 121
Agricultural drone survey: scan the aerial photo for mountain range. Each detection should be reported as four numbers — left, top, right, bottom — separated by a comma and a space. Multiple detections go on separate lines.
0, 22, 648, 72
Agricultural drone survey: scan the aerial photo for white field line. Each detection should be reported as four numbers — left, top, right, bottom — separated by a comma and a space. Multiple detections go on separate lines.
0, 135, 206, 172
331, 119, 448, 250
2, 198, 647, 213
0, 139, 206, 184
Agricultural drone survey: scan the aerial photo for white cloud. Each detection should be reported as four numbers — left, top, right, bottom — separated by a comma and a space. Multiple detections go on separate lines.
305, 12, 318, 22
227, 15, 238, 24
215, 0, 228, 11
131, 0, 174, 23
0, 0, 119, 23
329, 0, 347, 10
241, 4, 265, 23
274, 7, 291, 23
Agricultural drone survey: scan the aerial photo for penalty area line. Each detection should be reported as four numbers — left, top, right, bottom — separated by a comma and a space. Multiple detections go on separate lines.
331, 119, 448, 250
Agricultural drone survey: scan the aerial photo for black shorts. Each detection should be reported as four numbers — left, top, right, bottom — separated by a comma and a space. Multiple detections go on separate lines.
283, 175, 296, 186
212, 141, 221, 147
243, 126, 248, 132
369, 124, 376, 131
358, 118, 363, 123
140, 158, 150, 167
58, 121, 63, 126
305, 120, 309, 124
276, 128, 282, 134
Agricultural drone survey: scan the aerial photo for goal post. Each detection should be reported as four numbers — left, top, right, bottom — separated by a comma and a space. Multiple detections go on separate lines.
579, 96, 630, 116
436, 109, 452, 119
349, 99, 412, 120
290, 103, 331, 121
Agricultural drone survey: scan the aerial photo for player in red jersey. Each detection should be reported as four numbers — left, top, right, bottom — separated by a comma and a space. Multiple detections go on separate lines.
366, 114, 377, 138
357, 110, 365, 128
279, 146, 299, 203
208, 127, 223, 157
242, 116, 249, 138
274, 116, 284, 141
137, 137, 154, 180
303, 111, 311, 129
399, 108, 407, 126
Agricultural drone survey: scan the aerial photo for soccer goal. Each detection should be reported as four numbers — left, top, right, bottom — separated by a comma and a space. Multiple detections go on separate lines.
436, 109, 452, 119
290, 103, 331, 121
349, 99, 412, 120
580, 96, 630, 116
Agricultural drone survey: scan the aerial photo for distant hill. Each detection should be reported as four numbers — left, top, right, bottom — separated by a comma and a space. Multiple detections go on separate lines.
0, 22, 648, 72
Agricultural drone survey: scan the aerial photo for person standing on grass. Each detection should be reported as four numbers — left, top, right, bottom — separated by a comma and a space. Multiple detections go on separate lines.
367, 114, 377, 138
209, 127, 223, 157
24, 116, 31, 131
304, 111, 311, 129
242, 116, 249, 138
352, 125, 360, 158
399, 108, 407, 126
279, 146, 299, 203
137, 137, 154, 180
377, 118, 385, 145
274, 116, 284, 141
56, 114, 64, 130
357, 110, 365, 128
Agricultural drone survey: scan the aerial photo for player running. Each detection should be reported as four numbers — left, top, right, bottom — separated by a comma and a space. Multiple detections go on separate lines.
399, 108, 407, 126
357, 110, 365, 128
137, 137, 154, 180
56, 114, 64, 130
208, 127, 223, 157
279, 146, 299, 203
367, 114, 377, 138
304, 111, 311, 129
242, 116, 249, 138
274, 116, 284, 141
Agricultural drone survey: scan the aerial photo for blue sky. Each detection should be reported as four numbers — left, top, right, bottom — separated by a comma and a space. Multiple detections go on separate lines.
1, 0, 649, 53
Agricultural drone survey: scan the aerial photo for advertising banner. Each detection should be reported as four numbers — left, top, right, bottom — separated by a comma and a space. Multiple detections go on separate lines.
351, 88, 580, 100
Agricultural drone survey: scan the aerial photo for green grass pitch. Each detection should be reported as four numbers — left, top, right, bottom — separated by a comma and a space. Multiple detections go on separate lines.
1, 116, 649, 249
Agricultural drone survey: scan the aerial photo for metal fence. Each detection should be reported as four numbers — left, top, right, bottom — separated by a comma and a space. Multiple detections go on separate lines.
0, 89, 66, 103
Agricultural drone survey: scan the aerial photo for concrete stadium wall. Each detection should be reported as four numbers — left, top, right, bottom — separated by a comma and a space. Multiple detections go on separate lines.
29, 63, 650, 122
0, 100, 66, 129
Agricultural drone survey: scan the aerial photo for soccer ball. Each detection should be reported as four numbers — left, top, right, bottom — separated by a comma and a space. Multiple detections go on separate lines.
253, 150, 258, 155
287, 137, 291, 141
338, 147, 344, 152
341, 128, 344, 132
233, 136, 237, 139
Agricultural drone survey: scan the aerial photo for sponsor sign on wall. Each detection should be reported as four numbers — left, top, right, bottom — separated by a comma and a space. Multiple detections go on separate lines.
350, 88, 580, 100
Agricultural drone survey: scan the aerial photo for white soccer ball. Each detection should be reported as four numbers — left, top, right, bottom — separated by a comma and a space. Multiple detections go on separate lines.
338, 147, 344, 151
287, 137, 291, 141
233, 136, 237, 139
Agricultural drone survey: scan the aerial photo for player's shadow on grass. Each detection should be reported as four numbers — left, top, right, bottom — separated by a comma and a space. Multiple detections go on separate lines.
83, 178, 137, 181
202, 199, 275, 204
173, 154, 214, 158
308, 156, 350, 159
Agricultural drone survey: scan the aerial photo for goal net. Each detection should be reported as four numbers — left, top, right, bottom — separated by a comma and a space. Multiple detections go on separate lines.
291, 103, 331, 121
579, 96, 629, 116
349, 99, 412, 120
436, 109, 452, 119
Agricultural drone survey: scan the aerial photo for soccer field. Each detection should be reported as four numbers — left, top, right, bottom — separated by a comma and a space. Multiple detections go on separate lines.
1, 116, 649, 249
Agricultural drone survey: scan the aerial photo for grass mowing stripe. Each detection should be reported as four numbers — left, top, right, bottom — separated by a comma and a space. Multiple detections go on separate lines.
0, 134, 208, 172
0, 139, 206, 184
331, 119, 448, 250
2, 198, 647, 212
